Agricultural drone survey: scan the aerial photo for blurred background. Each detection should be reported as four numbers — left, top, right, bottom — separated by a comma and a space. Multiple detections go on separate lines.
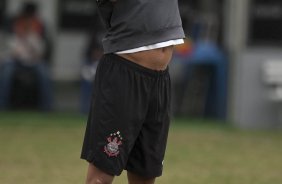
1, 0, 282, 184
0, 0, 282, 129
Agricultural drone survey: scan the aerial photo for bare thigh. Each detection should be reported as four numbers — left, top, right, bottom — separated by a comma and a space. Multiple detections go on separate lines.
86, 164, 155, 184
86, 163, 114, 184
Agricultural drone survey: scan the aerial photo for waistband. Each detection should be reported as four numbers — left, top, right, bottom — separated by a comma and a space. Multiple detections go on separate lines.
104, 53, 169, 78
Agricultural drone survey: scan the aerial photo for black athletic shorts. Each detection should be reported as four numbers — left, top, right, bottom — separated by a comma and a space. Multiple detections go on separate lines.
81, 54, 171, 178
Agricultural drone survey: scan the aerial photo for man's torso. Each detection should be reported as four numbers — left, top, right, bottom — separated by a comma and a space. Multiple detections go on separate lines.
118, 46, 174, 71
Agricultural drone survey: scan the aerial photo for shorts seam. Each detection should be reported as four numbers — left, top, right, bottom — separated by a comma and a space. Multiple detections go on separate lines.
125, 165, 162, 178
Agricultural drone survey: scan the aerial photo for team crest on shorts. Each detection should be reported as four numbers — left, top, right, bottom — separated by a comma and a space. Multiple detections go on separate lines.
104, 131, 123, 157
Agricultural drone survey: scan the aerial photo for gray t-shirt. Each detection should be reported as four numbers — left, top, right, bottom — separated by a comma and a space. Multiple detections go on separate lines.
96, 0, 185, 54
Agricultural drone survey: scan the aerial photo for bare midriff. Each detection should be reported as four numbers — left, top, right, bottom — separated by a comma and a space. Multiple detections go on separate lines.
118, 46, 174, 71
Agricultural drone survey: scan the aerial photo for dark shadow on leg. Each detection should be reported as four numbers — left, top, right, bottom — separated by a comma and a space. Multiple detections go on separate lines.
127, 171, 156, 184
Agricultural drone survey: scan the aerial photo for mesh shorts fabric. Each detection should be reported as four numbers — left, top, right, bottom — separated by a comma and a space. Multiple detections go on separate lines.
81, 54, 171, 178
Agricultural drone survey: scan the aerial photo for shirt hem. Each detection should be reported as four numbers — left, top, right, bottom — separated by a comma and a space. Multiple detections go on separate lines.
102, 26, 185, 54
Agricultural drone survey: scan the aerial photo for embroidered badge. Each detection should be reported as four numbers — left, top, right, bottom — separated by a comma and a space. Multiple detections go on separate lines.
104, 131, 123, 157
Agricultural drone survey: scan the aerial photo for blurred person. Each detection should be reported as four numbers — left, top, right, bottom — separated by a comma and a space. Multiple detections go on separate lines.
170, 38, 194, 116
0, 2, 52, 110
80, 33, 104, 114
81, 0, 185, 184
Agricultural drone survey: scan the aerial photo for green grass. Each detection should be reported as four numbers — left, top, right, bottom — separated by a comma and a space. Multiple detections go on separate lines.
0, 112, 282, 184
